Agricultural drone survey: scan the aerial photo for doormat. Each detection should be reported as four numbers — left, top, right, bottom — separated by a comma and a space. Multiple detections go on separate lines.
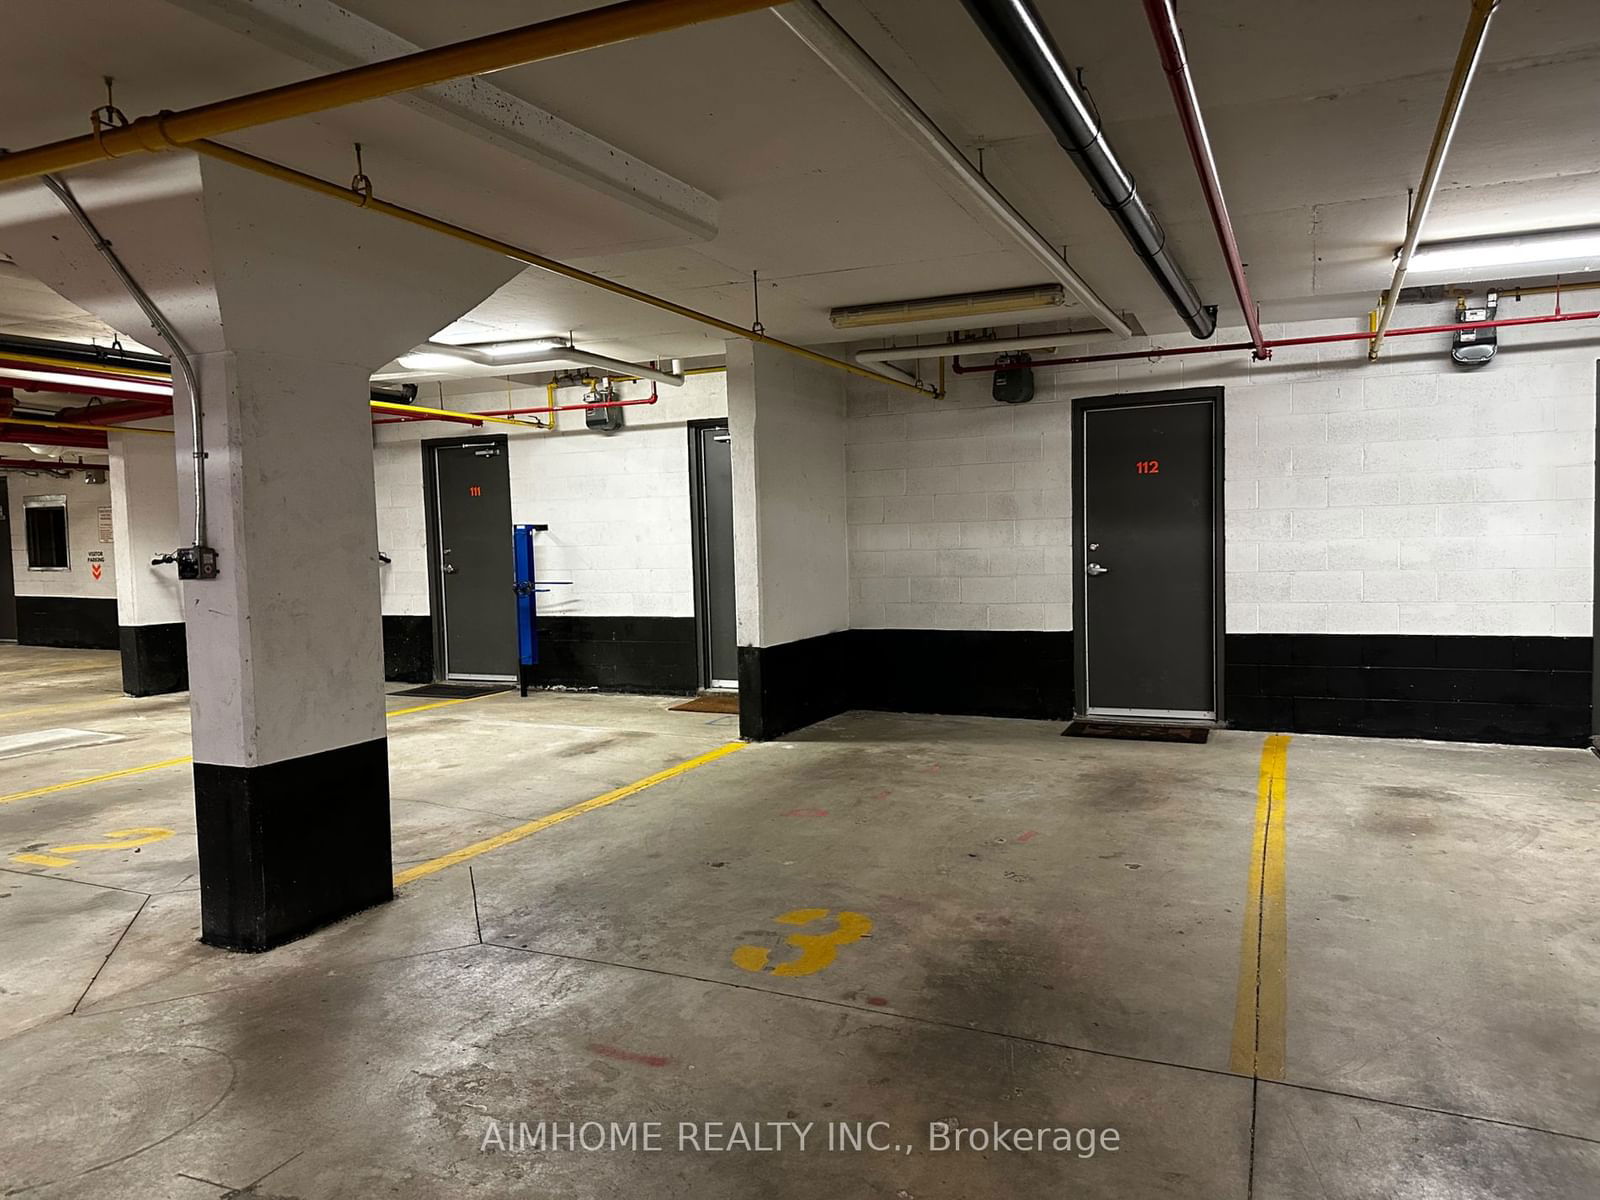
669, 693, 740, 714
394, 683, 512, 699
1062, 721, 1210, 744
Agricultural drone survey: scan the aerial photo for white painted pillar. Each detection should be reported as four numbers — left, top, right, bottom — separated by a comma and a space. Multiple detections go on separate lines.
107, 430, 185, 695
0, 154, 520, 949
725, 340, 851, 738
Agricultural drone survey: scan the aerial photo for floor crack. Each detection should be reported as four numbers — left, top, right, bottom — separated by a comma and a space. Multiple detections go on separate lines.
72, 893, 149, 1016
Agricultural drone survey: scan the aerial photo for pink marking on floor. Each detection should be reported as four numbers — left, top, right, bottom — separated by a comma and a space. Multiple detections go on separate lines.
589, 1043, 672, 1068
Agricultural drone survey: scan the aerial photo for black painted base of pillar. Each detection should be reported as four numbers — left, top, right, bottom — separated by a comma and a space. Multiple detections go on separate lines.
119, 623, 188, 696
194, 737, 393, 952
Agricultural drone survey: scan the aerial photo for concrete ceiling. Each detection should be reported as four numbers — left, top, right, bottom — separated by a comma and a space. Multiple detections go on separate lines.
0, 0, 1596, 366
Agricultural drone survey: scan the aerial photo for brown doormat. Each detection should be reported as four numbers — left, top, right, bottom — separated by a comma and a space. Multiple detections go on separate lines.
670, 693, 740, 714
1062, 721, 1210, 744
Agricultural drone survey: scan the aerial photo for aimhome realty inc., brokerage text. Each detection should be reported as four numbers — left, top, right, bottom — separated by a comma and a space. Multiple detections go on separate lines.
481, 1120, 1123, 1157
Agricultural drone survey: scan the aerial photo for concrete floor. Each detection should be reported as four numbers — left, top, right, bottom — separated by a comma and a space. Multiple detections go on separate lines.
1, 643, 1597, 1198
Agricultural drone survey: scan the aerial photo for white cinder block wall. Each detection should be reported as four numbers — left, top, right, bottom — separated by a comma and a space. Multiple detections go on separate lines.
846, 300, 1596, 636
374, 370, 728, 618
728, 341, 850, 647
7, 470, 117, 600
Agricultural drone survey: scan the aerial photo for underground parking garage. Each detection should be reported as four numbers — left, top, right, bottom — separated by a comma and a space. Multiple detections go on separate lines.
1, 0, 1598, 1194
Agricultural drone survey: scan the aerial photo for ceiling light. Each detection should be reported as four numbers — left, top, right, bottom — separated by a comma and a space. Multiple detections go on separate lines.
0, 367, 172, 396
830, 284, 1066, 329
1406, 226, 1600, 275
397, 349, 474, 371
474, 337, 570, 360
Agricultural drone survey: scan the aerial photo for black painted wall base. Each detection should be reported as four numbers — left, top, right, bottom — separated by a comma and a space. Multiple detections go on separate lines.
738, 632, 854, 740
383, 614, 434, 684
522, 615, 697, 695
739, 629, 1594, 747
16, 596, 118, 649
119, 623, 187, 696
1227, 634, 1593, 748
857, 629, 1075, 721
739, 628, 1076, 740
193, 737, 393, 952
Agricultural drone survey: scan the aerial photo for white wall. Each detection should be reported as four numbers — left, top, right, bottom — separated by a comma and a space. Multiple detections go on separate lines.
728, 341, 850, 647
845, 299, 1597, 637
374, 370, 728, 619
7, 469, 117, 600
108, 432, 182, 627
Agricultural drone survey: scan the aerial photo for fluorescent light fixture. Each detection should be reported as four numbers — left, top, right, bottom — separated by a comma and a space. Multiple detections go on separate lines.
397, 349, 474, 371
830, 284, 1066, 330
0, 367, 172, 396
1407, 226, 1600, 275
474, 337, 570, 360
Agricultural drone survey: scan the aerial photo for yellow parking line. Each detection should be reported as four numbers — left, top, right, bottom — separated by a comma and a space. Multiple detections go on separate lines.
0, 756, 195, 807
0, 692, 508, 806
1230, 734, 1291, 1079
385, 692, 507, 718
393, 741, 745, 886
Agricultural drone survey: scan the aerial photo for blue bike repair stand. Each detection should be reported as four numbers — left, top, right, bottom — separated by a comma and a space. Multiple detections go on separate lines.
514, 525, 539, 696
514, 524, 570, 697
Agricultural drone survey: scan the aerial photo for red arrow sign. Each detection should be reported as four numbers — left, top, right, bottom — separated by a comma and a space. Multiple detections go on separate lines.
91, 563, 102, 580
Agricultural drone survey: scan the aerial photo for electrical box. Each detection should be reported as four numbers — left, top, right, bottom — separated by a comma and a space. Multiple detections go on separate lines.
992, 352, 1035, 404
585, 383, 624, 432
1452, 292, 1498, 367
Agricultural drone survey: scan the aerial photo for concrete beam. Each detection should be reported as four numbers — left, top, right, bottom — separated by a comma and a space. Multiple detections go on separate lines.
163, 0, 720, 242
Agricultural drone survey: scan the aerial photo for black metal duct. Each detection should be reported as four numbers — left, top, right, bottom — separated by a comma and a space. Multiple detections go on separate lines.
959, 0, 1216, 339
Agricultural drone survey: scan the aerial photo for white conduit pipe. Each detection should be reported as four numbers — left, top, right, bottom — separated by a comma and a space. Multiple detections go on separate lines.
854, 330, 1108, 365
397, 342, 687, 387
521, 346, 687, 387
41, 175, 209, 552
775, 1, 1129, 340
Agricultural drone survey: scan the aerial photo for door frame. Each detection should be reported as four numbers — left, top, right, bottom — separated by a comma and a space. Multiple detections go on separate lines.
421, 432, 516, 682
687, 417, 734, 690
1070, 387, 1226, 723
1591, 360, 1598, 749
0, 476, 16, 641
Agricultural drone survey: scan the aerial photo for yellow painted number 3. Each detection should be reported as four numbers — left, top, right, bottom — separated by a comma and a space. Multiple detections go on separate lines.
13, 827, 173, 869
732, 907, 873, 978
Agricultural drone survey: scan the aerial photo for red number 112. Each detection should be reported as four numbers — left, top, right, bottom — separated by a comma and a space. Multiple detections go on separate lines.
1136, 459, 1161, 474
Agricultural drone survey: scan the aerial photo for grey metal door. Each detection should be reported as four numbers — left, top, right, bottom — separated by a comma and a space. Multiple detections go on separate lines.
0, 478, 15, 640
433, 440, 516, 680
695, 424, 738, 688
1078, 395, 1218, 719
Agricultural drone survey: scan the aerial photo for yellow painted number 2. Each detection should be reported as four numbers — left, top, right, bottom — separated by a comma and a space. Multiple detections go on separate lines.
13, 827, 174, 869
732, 907, 873, 978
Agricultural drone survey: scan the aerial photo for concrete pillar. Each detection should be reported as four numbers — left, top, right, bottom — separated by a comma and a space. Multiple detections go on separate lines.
726, 340, 851, 739
0, 155, 520, 949
108, 430, 185, 695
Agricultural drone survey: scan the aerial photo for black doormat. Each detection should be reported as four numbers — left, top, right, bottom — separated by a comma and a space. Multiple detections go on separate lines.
1062, 721, 1210, 744
393, 683, 511, 699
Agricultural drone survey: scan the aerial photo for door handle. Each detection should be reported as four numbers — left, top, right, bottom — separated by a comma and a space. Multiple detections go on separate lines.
1086, 562, 1109, 576
441, 563, 457, 574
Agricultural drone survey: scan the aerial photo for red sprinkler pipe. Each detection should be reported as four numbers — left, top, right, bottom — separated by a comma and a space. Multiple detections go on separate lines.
0, 427, 110, 449
55, 399, 174, 424
1144, 0, 1269, 360
0, 372, 174, 404
951, 308, 1600, 373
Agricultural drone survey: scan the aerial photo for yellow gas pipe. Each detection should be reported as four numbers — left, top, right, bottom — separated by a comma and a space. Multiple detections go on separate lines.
0, 0, 777, 185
